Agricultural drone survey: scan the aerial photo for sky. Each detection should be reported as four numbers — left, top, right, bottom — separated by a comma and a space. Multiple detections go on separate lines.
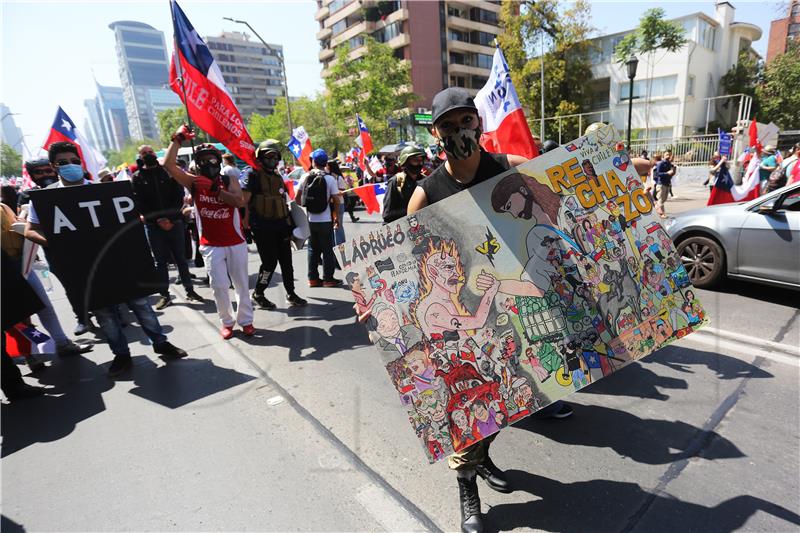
0, 0, 787, 155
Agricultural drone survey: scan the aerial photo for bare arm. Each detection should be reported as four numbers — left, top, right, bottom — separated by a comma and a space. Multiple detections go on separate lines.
24, 221, 48, 246
407, 186, 428, 215
425, 281, 499, 331
163, 139, 195, 189
498, 279, 544, 297
241, 191, 252, 229
218, 175, 245, 208
507, 154, 529, 167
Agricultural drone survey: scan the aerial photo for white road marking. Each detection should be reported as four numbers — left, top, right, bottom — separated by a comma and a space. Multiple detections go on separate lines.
679, 328, 800, 368
355, 483, 427, 532
267, 395, 285, 406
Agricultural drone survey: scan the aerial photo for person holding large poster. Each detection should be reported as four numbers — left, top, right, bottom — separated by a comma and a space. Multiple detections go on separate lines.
24, 141, 188, 376
406, 88, 572, 533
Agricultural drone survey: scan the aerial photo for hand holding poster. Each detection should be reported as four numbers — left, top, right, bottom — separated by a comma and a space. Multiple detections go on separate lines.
28, 181, 159, 312
341, 125, 707, 463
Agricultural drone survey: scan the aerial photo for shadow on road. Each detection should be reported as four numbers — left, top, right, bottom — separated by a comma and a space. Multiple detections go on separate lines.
702, 278, 800, 309
1, 354, 255, 458
578, 346, 772, 401
485, 470, 800, 533
515, 402, 743, 465
1, 515, 25, 532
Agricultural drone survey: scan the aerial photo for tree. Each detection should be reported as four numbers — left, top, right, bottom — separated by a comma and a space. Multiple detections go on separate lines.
719, 50, 762, 128
498, 0, 595, 142
325, 36, 417, 151
0, 143, 22, 177
248, 95, 351, 157
614, 8, 687, 139
757, 41, 800, 129
156, 108, 212, 146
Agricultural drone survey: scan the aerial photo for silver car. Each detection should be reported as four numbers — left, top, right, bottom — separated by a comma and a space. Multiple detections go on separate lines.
664, 181, 800, 289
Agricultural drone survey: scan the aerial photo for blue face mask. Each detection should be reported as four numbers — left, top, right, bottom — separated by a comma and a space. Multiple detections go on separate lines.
58, 164, 84, 182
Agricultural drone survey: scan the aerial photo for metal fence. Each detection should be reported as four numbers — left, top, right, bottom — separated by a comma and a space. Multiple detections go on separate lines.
628, 134, 721, 166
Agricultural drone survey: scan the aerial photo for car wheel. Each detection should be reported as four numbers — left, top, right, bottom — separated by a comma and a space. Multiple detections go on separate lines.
677, 236, 724, 288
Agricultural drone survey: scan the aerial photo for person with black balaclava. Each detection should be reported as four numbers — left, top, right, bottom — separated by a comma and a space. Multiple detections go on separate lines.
132, 144, 203, 310
241, 139, 307, 310
382, 144, 426, 223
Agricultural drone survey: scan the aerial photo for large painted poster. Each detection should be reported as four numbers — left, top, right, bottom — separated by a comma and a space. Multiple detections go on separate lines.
341, 126, 707, 463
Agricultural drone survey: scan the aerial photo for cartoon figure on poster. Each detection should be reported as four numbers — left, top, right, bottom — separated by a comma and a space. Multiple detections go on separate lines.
342, 125, 707, 463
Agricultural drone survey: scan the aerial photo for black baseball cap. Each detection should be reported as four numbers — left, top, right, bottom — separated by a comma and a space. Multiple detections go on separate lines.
431, 87, 478, 125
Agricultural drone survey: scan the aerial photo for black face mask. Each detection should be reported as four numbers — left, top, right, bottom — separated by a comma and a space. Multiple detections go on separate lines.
143, 153, 159, 167
34, 176, 57, 188
405, 163, 422, 176
259, 157, 279, 171
198, 163, 221, 179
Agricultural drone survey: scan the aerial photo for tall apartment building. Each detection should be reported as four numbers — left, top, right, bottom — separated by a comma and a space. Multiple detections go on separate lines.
84, 83, 131, 153
205, 31, 286, 119
315, 0, 503, 110
109, 21, 180, 141
766, 0, 800, 62
0, 103, 24, 152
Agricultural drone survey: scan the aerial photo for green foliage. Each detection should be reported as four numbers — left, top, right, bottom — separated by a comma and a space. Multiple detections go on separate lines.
498, 0, 594, 141
613, 8, 687, 65
719, 50, 762, 125
325, 36, 417, 150
0, 143, 22, 177
756, 41, 800, 129
156, 108, 213, 146
104, 138, 160, 169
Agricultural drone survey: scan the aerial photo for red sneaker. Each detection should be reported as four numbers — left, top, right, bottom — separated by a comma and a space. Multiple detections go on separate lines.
308, 279, 323, 287
242, 324, 256, 337
221, 325, 234, 340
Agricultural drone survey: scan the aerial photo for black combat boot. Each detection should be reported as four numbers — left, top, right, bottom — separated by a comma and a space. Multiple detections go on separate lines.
476, 455, 513, 493
457, 471, 483, 533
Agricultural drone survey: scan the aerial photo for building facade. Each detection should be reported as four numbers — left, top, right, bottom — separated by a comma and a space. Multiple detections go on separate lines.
84, 83, 131, 153
584, 2, 761, 143
315, 0, 502, 109
767, 1, 800, 62
204, 31, 286, 119
0, 103, 24, 152
109, 21, 180, 141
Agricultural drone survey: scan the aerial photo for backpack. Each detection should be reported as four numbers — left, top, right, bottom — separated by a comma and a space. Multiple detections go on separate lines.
765, 165, 787, 194
300, 170, 329, 214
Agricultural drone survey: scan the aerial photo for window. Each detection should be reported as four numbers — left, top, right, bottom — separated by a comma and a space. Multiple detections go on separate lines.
687, 75, 695, 97
471, 31, 495, 46
448, 6, 464, 18
328, 0, 350, 15
475, 53, 493, 69
348, 35, 365, 49
470, 8, 498, 25
471, 75, 488, 89
331, 19, 347, 36
130, 63, 169, 86
791, 2, 800, 17
449, 52, 467, 65
373, 21, 402, 43
120, 30, 163, 47
789, 23, 800, 36
698, 19, 716, 50
124, 45, 166, 62
449, 29, 469, 42
450, 75, 466, 87
620, 75, 678, 100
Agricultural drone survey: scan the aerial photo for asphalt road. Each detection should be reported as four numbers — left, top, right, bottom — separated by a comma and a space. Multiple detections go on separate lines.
2, 204, 798, 533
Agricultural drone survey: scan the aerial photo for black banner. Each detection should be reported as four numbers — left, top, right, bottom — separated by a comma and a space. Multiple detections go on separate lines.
28, 181, 159, 311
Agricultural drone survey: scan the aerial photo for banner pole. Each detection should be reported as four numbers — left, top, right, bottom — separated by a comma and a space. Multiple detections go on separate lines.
171, 31, 196, 159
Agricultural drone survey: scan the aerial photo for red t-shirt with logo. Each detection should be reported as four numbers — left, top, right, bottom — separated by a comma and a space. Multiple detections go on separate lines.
193, 180, 244, 247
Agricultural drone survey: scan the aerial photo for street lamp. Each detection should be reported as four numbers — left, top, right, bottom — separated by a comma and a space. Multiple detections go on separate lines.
222, 17, 294, 140
625, 55, 639, 150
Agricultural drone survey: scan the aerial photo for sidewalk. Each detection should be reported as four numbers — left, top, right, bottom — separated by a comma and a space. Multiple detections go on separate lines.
2, 211, 798, 532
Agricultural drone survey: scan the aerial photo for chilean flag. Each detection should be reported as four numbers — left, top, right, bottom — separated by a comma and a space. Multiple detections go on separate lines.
475, 46, 539, 159
708, 118, 761, 206
357, 114, 373, 155
5, 323, 54, 357
43, 107, 107, 181
287, 126, 313, 171
169, 0, 256, 166
353, 182, 386, 214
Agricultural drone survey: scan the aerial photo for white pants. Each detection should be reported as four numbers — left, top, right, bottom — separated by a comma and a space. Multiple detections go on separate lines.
200, 243, 253, 327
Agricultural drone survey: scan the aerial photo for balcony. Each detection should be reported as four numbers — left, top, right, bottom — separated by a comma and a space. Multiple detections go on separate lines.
448, 38, 494, 55
314, 5, 329, 21
316, 26, 332, 40
446, 15, 498, 34
319, 47, 335, 62
386, 32, 411, 49
448, 62, 489, 76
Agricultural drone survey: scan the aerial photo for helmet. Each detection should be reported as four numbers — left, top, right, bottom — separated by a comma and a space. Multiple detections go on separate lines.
398, 145, 426, 166
24, 157, 51, 173
256, 139, 282, 159
310, 148, 328, 166
194, 143, 222, 160
542, 140, 559, 153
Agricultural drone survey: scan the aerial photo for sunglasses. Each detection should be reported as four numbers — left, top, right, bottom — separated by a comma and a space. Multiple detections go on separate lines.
55, 158, 82, 166
198, 158, 219, 166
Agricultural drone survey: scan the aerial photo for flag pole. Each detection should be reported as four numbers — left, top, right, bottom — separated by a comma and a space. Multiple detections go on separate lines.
170, 3, 196, 160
